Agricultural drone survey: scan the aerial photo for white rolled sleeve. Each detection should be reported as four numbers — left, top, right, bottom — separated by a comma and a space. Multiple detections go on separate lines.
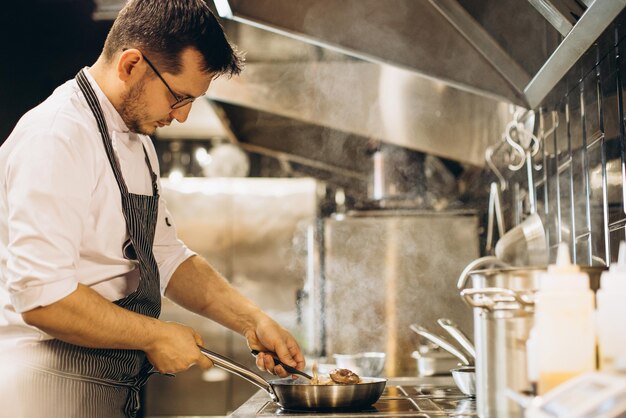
152, 186, 196, 295
5, 129, 93, 312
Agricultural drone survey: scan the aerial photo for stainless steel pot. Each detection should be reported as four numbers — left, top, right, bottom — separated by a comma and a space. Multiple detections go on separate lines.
199, 347, 387, 410
457, 263, 604, 418
459, 263, 541, 418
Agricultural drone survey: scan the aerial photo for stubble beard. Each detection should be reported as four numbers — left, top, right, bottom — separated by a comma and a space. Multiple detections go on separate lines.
119, 78, 154, 135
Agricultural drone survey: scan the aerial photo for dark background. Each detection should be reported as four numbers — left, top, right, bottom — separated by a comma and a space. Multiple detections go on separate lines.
0, 0, 111, 144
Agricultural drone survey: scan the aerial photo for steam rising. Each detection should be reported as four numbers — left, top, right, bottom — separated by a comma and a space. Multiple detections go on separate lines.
321, 214, 478, 375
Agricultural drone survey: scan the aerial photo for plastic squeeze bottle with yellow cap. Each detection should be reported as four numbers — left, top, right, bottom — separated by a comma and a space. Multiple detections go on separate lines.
534, 243, 595, 395
597, 241, 626, 371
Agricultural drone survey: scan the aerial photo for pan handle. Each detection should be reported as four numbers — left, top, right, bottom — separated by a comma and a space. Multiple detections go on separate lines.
198, 346, 277, 401
250, 349, 313, 380
456, 256, 509, 290
409, 324, 471, 366
460, 287, 534, 311
437, 318, 476, 360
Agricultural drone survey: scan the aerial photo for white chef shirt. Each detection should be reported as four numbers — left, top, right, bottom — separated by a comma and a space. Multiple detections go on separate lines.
0, 68, 195, 347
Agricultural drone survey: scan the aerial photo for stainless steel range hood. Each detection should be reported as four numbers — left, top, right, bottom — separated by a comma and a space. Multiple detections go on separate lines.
92, 0, 626, 167
207, 59, 512, 166
213, 0, 626, 108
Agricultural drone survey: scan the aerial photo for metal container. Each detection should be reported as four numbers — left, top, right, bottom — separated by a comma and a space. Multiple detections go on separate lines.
411, 350, 459, 377
451, 366, 476, 397
460, 267, 536, 418
458, 263, 604, 418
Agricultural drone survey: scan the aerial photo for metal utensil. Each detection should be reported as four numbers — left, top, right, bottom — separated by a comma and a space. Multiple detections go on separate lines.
452, 366, 476, 397
409, 325, 475, 396
250, 349, 313, 380
486, 182, 506, 253
495, 213, 547, 266
199, 347, 387, 410
457, 255, 509, 290
409, 324, 471, 366
437, 318, 476, 360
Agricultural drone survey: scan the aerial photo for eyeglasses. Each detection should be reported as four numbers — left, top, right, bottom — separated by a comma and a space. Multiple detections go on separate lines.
142, 54, 196, 109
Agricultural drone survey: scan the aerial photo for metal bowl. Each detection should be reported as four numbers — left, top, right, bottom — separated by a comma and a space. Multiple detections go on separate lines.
333, 352, 386, 377
451, 366, 475, 397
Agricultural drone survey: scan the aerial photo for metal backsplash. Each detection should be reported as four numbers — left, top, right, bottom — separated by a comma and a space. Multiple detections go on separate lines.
493, 9, 626, 266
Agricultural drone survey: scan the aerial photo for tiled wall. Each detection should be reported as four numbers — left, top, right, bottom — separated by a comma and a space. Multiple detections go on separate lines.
526, 10, 626, 265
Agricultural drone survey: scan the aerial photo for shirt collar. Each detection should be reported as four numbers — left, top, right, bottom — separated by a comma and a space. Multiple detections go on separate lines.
81, 67, 131, 133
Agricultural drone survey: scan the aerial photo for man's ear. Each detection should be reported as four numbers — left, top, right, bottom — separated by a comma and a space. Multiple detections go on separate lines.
117, 49, 144, 82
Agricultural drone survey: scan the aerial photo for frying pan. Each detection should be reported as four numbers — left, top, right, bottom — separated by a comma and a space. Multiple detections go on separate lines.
199, 347, 387, 410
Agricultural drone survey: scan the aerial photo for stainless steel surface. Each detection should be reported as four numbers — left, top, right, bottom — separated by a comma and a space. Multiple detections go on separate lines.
213, 0, 529, 105
231, 376, 477, 417
461, 269, 534, 418
495, 213, 548, 266
200, 347, 276, 397
409, 325, 471, 367
212, 0, 622, 110
268, 378, 387, 411
456, 256, 508, 290
411, 351, 459, 377
315, 213, 479, 377
208, 61, 513, 166
527, 0, 575, 36
451, 367, 476, 397
437, 318, 476, 360
428, 0, 531, 93
492, 16, 626, 265
239, 142, 368, 182
94, 1, 624, 162
493, 22, 626, 268
200, 346, 387, 411
485, 182, 506, 253
411, 324, 477, 398
460, 267, 619, 415
524, 0, 626, 107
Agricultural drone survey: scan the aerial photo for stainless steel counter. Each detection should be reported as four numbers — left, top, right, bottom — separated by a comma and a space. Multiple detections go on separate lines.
229, 377, 476, 417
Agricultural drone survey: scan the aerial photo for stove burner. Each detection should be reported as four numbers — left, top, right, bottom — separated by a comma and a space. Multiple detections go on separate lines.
406, 384, 466, 397
277, 405, 379, 414
259, 399, 421, 416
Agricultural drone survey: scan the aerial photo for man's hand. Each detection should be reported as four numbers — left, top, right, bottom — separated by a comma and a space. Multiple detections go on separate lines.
165, 256, 305, 377
145, 321, 213, 374
245, 317, 305, 378
20, 284, 213, 375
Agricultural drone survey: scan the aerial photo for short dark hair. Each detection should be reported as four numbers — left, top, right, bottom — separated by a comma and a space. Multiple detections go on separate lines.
102, 0, 243, 78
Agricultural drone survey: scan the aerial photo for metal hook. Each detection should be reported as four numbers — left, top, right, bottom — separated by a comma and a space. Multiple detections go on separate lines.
504, 122, 526, 171
486, 182, 506, 253
485, 145, 508, 191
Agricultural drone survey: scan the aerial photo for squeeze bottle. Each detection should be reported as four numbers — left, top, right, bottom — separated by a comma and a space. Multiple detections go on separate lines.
597, 241, 626, 371
534, 243, 595, 395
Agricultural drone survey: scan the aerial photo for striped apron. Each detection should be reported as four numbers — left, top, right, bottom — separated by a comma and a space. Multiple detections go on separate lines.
11, 69, 163, 418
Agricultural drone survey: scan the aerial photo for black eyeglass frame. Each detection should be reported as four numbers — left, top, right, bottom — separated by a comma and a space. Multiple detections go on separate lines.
141, 53, 196, 109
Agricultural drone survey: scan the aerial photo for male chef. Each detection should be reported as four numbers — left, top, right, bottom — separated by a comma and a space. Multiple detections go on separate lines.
0, 0, 304, 416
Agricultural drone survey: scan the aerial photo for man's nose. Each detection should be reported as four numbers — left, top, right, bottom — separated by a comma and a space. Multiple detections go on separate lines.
170, 104, 193, 123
